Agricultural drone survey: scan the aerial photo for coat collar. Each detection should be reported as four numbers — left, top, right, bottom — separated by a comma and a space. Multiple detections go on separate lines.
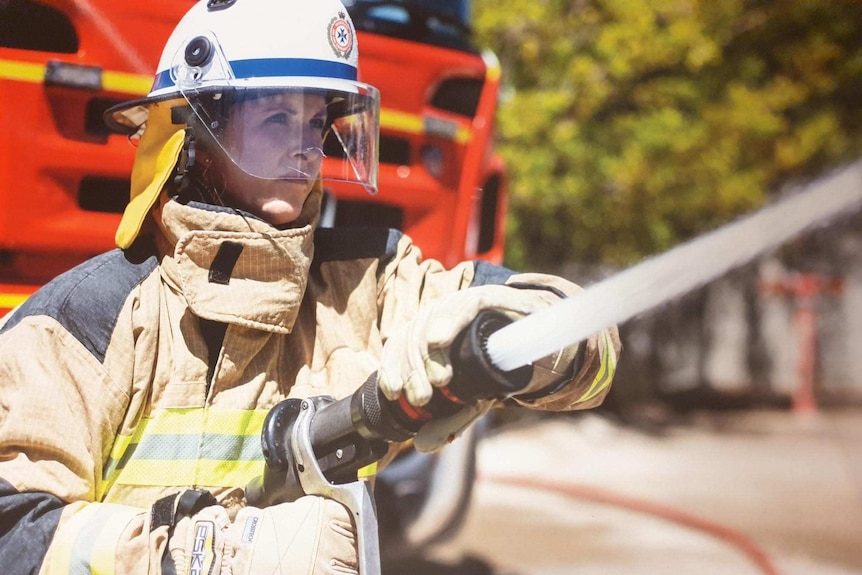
154, 188, 321, 334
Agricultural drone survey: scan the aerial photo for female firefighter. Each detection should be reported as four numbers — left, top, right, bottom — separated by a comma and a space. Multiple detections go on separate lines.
0, 0, 619, 573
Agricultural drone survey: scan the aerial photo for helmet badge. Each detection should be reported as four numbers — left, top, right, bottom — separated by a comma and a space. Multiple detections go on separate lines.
328, 12, 354, 60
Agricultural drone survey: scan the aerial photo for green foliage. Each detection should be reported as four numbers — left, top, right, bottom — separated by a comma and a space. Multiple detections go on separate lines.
473, 0, 862, 268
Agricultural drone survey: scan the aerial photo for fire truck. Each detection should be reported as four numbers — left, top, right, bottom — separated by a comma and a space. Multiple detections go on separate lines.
0, 0, 509, 315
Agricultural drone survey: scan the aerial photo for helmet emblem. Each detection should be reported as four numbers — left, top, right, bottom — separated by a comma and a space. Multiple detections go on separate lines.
328, 12, 354, 60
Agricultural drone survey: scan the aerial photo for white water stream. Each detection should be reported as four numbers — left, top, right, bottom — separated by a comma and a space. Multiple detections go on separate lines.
488, 162, 862, 371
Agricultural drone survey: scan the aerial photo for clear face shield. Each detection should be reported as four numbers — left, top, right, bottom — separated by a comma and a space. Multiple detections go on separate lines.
170, 34, 380, 195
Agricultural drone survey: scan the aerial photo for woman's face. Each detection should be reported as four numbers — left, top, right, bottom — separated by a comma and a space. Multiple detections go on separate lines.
216, 90, 327, 226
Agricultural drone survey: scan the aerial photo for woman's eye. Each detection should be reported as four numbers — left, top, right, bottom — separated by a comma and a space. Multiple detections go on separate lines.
310, 117, 326, 130
265, 113, 289, 125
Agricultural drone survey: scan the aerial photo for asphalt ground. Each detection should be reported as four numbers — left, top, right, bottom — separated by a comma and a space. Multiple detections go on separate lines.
425, 408, 862, 575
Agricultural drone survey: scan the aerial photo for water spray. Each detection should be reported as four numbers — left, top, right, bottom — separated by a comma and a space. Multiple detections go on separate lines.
489, 162, 862, 371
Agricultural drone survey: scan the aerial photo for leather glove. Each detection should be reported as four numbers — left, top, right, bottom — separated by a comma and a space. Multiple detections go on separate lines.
166, 495, 356, 575
378, 284, 577, 452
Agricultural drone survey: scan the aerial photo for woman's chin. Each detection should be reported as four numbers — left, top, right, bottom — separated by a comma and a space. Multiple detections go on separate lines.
258, 199, 305, 226
255, 179, 314, 226
222, 175, 314, 226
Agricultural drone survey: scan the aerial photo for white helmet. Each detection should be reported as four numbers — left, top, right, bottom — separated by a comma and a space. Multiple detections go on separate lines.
106, 0, 380, 194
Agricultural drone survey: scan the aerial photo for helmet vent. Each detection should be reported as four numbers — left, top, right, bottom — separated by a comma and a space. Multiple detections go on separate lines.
207, 0, 237, 11
185, 36, 214, 67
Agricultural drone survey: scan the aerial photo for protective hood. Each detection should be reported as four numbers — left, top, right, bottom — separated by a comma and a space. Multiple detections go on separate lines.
116, 100, 186, 249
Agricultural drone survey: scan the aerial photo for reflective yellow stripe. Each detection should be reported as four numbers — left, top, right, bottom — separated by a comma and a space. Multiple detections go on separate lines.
47, 502, 139, 575
47, 501, 90, 575
454, 126, 472, 145
0, 59, 44, 83
380, 107, 472, 144
117, 458, 266, 488
0, 57, 150, 95
101, 70, 151, 95
381, 108, 424, 136
129, 407, 269, 434
1, 57, 471, 143
357, 462, 378, 479
85, 505, 140, 575
103, 408, 269, 492
0, 293, 29, 309
485, 59, 502, 83
578, 330, 617, 403
98, 430, 137, 500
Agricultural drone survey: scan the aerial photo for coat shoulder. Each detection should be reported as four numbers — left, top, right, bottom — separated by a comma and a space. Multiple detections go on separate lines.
0, 243, 159, 362
312, 227, 403, 264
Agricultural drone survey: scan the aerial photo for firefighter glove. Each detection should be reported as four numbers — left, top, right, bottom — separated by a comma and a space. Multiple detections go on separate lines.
378, 283, 581, 451
162, 493, 357, 575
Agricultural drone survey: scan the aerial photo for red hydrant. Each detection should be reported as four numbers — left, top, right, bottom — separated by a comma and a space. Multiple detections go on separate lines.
760, 273, 844, 414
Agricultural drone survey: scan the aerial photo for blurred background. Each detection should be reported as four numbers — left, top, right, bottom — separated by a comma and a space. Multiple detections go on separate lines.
437, 2, 862, 574
470, 0, 862, 416
2, 0, 862, 573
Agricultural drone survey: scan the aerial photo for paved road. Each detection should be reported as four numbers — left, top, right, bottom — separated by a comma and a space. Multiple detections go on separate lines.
423, 409, 862, 575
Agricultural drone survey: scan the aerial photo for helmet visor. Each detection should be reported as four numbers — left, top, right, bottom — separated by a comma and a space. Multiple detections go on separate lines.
183, 85, 379, 194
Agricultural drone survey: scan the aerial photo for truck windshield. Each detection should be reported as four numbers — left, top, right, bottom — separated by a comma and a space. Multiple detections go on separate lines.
344, 0, 475, 53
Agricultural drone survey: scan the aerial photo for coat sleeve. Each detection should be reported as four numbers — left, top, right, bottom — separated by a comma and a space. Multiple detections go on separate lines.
0, 313, 164, 574
375, 234, 620, 412
0, 479, 66, 574
0, 249, 168, 575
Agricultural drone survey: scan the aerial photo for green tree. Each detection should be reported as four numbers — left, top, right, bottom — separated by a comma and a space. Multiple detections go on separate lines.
473, 0, 862, 269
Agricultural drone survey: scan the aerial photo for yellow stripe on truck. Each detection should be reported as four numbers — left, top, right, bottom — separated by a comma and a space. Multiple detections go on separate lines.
2, 57, 473, 143
0, 293, 30, 310
381, 108, 424, 136
0, 57, 150, 95
0, 59, 45, 83
101, 70, 151, 95
381, 108, 473, 144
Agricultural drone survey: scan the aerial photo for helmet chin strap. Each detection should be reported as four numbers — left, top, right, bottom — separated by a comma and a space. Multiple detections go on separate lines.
172, 125, 228, 208
169, 125, 281, 232
173, 128, 197, 196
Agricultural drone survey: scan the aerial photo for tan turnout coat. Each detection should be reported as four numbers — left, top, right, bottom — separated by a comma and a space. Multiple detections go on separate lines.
0, 191, 619, 574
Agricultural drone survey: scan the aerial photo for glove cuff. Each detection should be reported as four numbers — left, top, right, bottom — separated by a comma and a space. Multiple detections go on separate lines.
151, 490, 219, 532
510, 343, 586, 402
151, 490, 219, 575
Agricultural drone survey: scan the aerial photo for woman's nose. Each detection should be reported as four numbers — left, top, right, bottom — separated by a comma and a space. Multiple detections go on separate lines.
298, 145, 324, 162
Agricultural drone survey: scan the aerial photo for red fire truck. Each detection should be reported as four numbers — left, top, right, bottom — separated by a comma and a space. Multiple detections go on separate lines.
0, 0, 509, 315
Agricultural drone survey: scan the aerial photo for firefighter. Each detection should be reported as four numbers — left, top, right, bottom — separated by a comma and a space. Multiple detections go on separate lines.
0, 0, 619, 573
